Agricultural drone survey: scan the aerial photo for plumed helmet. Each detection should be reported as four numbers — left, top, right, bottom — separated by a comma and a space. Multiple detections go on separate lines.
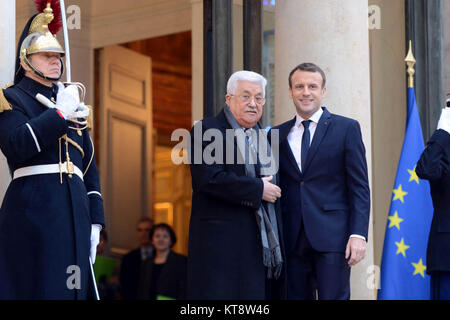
20, 4, 65, 58
15, 0, 65, 83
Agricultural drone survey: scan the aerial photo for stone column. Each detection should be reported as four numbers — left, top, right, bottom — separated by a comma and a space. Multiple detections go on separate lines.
0, 0, 15, 203
368, 0, 406, 292
275, 0, 374, 299
203, 0, 233, 117
406, 0, 443, 140
243, 0, 262, 73
0, 1, 15, 86
0, 0, 16, 88
445, 0, 450, 98
191, 0, 204, 123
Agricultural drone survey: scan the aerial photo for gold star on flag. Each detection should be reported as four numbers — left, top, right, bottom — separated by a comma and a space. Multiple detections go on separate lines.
395, 238, 410, 257
393, 184, 408, 203
387, 211, 403, 230
412, 259, 427, 278
408, 166, 420, 184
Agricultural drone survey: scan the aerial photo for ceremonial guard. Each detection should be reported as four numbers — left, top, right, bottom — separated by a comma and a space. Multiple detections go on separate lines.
0, 0, 105, 299
416, 95, 450, 300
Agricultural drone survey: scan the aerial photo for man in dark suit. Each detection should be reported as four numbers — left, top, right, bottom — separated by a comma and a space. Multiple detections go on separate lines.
119, 217, 153, 300
187, 70, 285, 300
416, 98, 450, 300
273, 63, 370, 300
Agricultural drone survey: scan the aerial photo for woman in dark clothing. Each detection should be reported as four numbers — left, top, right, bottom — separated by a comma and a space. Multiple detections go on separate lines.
137, 223, 187, 300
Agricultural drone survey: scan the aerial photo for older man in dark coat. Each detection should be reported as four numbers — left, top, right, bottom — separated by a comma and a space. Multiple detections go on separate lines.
416, 99, 450, 300
187, 71, 285, 300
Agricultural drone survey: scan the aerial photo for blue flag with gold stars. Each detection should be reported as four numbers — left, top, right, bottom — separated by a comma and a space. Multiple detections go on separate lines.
378, 87, 434, 299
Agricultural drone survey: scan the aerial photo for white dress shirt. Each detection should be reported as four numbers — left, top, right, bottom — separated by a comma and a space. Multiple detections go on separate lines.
286, 108, 365, 242
140, 246, 154, 261
287, 108, 323, 172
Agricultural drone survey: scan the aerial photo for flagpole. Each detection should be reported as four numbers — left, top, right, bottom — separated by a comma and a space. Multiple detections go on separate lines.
378, 39, 433, 299
59, 0, 99, 300
405, 40, 416, 89
59, 0, 71, 82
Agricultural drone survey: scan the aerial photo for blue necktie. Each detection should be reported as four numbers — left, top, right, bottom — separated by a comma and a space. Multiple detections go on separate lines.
301, 120, 311, 172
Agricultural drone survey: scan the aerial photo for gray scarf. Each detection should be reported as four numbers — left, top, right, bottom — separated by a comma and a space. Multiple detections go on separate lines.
223, 105, 283, 279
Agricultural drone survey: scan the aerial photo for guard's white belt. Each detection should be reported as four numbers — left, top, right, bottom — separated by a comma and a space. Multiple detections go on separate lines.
13, 162, 83, 181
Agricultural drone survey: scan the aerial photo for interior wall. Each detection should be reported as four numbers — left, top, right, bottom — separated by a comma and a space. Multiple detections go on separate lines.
369, 0, 407, 270
122, 31, 192, 145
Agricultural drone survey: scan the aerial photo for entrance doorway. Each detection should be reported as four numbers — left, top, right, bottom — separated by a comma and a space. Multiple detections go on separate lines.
95, 31, 192, 256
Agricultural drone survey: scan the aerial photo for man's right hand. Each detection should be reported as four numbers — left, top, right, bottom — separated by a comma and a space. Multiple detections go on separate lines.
55, 82, 80, 119
262, 175, 281, 203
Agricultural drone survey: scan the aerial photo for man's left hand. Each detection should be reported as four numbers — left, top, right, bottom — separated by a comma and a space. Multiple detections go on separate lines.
90, 224, 102, 264
345, 237, 366, 267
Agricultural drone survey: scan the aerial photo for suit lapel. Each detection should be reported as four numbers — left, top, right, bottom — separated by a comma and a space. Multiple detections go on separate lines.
302, 107, 332, 173
278, 117, 302, 179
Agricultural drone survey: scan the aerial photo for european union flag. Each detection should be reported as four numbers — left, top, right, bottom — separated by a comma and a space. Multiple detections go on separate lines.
378, 87, 434, 299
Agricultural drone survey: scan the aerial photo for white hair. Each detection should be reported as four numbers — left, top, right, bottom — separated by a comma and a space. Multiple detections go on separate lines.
226, 70, 267, 97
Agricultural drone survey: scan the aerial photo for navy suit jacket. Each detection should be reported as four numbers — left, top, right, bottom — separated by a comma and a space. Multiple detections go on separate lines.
272, 107, 370, 253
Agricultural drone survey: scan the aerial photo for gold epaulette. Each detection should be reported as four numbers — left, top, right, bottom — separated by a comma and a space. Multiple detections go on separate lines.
0, 84, 13, 113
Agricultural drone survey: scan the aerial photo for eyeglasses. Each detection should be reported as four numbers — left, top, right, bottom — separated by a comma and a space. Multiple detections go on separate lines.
230, 94, 266, 105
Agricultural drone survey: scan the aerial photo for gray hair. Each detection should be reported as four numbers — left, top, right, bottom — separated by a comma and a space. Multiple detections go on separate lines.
227, 70, 267, 97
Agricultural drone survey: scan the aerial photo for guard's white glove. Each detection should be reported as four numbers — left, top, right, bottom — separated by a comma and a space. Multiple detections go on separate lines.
74, 102, 90, 118
55, 82, 80, 119
90, 224, 102, 264
437, 107, 450, 134
36, 83, 90, 120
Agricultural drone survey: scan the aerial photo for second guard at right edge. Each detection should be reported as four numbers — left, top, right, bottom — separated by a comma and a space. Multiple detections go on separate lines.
0, 0, 105, 299
416, 94, 450, 300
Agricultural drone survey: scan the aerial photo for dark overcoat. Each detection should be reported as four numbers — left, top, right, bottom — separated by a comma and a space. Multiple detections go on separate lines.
186, 109, 285, 300
0, 77, 105, 299
416, 129, 450, 274
119, 248, 143, 300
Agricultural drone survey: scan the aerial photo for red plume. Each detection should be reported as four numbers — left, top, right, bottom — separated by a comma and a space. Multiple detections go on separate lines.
34, 0, 62, 34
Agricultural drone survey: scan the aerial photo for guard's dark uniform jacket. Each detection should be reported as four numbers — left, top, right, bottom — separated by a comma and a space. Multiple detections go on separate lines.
416, 129, 450, 274
0, 77, 105, 299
